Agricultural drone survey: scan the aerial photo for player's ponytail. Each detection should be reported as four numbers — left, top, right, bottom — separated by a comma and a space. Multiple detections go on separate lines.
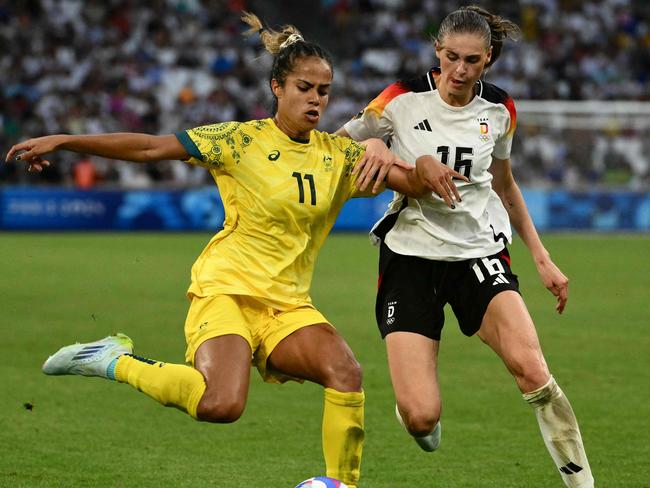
241, 11, 305, 55
436, 5, 520, 68
241, 11, 333, 113
464, 6, 520, 67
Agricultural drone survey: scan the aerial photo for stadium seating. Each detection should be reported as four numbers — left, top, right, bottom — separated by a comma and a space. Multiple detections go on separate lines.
1, 0, 648, 188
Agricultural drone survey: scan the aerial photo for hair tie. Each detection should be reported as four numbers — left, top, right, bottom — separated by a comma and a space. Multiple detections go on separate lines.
258, 28, 264, 35
279, 33, 304, 49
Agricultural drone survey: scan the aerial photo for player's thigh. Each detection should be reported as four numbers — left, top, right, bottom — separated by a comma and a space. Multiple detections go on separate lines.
194, 334, 253, 403
266, 318, 361, 392
185, 294, 255, 397
477, 290, 549, 391
386, 331, 441, 413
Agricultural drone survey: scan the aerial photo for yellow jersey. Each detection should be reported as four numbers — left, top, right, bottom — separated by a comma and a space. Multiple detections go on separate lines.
175, 118, 366, 308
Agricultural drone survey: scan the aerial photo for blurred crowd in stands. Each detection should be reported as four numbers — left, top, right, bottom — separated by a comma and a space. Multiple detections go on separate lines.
1, 0, 649, 189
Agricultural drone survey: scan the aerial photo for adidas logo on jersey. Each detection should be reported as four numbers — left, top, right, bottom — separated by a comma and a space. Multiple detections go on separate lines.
413, 119, 432, 132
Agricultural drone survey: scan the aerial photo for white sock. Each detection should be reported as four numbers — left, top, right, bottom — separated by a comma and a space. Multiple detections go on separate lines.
523, 376, 594, 488
414, 422, 441, 452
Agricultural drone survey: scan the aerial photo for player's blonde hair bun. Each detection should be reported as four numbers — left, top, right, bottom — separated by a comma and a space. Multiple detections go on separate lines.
241, 11, 304, 54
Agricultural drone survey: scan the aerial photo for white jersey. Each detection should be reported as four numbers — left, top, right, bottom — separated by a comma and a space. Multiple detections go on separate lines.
345, 68, 517, 261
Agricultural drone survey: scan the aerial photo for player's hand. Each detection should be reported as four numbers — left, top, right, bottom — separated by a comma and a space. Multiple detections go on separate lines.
356, 138, 411, 194
5, 135, 66, 172
536, 257, 569, 314
415, 155, 469, 209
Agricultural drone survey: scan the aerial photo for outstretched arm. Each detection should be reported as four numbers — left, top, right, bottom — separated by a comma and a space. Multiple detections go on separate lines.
5, 133, 188, 172
490, 157, 569, 313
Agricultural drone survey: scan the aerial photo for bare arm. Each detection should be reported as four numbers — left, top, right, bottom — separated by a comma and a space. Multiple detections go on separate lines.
6, 133, 188, 172
490, 157, 569, 313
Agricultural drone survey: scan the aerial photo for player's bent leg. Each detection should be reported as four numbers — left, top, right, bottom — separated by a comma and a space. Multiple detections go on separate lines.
478, 291, 594, 488
43, 333, 208, 420
193, 334, 253, 423
115, 352, 207, 419
386, 331, 442, 451
268, 323, 364, 488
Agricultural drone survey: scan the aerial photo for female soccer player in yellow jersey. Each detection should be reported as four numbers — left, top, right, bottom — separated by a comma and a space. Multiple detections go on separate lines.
5, 12, 458, 488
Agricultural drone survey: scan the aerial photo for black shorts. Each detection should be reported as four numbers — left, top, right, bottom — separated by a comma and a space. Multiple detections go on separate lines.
375, 243, 520, 341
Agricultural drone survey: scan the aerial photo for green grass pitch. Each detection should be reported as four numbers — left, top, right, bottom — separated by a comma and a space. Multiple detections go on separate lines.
1, 232, 648, 487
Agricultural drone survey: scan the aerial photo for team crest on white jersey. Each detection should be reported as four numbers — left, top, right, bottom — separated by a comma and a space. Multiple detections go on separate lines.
478, 116, 490, 142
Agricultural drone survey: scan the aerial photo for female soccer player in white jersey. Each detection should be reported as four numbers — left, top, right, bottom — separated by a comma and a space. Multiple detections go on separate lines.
5, 13, 449, 488
338, 6, 594, 487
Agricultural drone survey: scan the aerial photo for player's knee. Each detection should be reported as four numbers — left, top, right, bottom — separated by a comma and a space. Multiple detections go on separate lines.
401, 405, 440, 436
322, 355, 363, 392
511, 359, 550, 393
196, 396, 246, 423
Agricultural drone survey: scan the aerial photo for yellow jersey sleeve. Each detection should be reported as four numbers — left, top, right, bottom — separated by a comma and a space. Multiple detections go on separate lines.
329, 134, 366, 199
175, 121, 253, 170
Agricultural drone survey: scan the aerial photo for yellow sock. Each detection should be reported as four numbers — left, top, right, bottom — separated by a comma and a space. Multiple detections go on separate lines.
114, 354, 206, 419
322, 388, 365, 488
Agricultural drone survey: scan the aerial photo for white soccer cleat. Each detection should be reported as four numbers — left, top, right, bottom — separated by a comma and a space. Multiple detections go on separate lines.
42, 333, 133, 378
395, 404, 442, 452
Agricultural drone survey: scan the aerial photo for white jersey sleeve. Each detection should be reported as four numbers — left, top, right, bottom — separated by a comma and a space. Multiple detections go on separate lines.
344, 82, 418, 141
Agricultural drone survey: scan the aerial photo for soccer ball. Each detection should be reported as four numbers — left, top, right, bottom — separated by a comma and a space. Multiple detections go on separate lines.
294, 476, 349, 488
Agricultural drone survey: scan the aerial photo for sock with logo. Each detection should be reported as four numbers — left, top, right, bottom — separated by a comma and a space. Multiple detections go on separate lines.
322, 388, 365, 488
523, 376, 594, 488
111, 354, 206, 419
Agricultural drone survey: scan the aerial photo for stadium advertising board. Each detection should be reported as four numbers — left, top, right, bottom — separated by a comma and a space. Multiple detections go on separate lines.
1, 187, 648, 231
